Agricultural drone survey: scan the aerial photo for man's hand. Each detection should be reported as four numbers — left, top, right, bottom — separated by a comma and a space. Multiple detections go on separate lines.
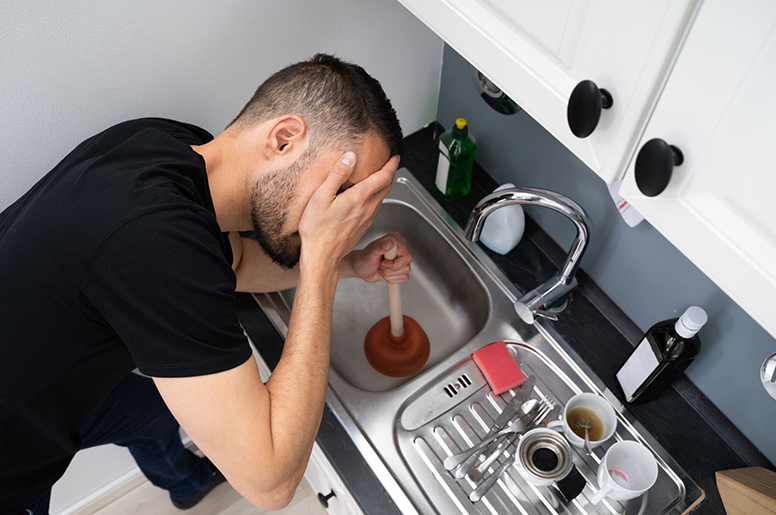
345, 232, 413, 284
231, 153, 404, 294
298, 152, 400, 277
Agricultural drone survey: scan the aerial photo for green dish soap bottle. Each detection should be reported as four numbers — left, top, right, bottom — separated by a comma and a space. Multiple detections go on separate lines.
436, 118, 477, 201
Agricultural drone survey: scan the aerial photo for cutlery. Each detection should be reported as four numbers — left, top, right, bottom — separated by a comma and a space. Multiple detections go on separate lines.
469, 452, 515, 502
454, 376, 536, 479
443, 399, 538, 471
576, 416, 593, 456
468, 399, 555, 482
469, 400, 557, 502
469, 452, 516, 502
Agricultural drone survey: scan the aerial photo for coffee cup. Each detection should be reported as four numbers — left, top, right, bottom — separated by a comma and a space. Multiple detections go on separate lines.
547, 393, 616, 449
589, 441, 658, 504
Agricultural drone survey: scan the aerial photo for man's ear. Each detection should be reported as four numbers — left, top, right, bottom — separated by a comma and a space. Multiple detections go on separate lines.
263, 115, 307, 160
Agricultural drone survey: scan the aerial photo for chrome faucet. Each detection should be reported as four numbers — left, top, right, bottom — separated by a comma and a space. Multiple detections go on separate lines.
464, 188, 591, 324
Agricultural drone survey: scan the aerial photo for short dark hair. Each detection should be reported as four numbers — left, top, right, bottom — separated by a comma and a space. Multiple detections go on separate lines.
231, 54, 403, 157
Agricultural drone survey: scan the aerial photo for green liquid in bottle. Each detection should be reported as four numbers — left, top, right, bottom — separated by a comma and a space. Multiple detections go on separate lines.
436, 118, 477, 201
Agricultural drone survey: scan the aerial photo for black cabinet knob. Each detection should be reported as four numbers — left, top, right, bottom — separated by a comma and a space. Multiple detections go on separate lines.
567, 80, 613, 138
635, 138, 684, 197
317, 490, 336, 509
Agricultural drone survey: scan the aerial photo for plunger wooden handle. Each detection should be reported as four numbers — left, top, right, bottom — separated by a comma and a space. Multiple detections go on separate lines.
384, 237, 404, 338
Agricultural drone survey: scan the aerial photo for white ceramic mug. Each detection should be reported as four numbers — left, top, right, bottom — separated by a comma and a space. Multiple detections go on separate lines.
589, 441, 658, 504
547, 393, 616, 449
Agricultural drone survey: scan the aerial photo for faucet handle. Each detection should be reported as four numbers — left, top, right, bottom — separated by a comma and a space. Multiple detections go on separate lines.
535, 299, 570, 321
533, 309, 559, 322
514, 299, 537, 324
515, 300, 560, 323
514, 284, 571, 325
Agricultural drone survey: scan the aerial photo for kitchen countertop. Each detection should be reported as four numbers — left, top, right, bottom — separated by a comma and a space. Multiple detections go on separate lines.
236, 122, 773, 515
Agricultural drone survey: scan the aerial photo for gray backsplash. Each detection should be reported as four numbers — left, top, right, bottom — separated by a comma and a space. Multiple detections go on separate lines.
437, 44, 776, 464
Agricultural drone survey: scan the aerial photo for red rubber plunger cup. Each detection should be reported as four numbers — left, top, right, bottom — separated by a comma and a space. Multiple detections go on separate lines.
364, 238, 430, 377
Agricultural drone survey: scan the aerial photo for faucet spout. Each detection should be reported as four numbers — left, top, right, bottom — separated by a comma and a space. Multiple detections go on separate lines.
464, 187, 592, 324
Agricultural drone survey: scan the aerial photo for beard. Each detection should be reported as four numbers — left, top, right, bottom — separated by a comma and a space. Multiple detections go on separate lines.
250, 151, 311, 270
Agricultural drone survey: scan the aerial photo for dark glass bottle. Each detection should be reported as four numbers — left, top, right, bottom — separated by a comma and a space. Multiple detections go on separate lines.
616, 306, 707, 403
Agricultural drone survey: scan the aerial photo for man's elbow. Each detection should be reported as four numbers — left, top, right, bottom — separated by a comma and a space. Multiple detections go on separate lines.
264, 489, 296, 511
244, 477, 298, 510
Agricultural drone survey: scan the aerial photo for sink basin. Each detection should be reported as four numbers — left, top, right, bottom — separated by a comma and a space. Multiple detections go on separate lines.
251, 169, 703, 515
278, 201, 490, 392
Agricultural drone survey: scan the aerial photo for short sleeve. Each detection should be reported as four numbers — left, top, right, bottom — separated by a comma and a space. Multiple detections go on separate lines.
80, 209, 252, 377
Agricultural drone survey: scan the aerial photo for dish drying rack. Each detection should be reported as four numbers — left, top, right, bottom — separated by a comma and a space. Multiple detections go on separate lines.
396, 343, 690, 515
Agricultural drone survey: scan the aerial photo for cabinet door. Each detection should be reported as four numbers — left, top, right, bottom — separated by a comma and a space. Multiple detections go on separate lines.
620, 0, 776, 338
343, 496, 366, 515
305, 443, 367, 515
305, 444, 344, 514
397, 0, 697, 182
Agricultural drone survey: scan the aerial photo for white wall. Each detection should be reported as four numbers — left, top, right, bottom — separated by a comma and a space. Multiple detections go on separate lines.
0, 1, 443, 512
0, 0, 443, 211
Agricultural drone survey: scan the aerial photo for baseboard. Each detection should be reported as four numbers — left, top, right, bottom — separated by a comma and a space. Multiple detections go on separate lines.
57, 468, 144, 515
55, 438, 196, 515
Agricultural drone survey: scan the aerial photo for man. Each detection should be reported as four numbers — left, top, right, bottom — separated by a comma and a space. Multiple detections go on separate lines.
0, 54, 412, 513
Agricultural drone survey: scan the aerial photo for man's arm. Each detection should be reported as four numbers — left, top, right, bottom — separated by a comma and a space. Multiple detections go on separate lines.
152, 152, 398, 509
228, 232, 355, 292
230, 231, 413, 293
151, 265, 337, 509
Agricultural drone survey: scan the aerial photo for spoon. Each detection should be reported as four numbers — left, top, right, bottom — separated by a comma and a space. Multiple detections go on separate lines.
576, 417, 593, 455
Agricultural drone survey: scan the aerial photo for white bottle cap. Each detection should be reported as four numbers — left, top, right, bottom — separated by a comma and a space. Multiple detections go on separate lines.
674, 306, 708, 339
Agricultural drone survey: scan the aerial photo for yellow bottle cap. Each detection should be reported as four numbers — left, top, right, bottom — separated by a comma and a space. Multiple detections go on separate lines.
455, 118, 467, 130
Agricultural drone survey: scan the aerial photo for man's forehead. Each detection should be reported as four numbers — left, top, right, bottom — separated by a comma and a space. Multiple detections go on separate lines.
351, 133, 391, 182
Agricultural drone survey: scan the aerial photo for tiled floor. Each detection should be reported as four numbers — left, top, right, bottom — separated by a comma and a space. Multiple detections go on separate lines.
90, 476, 326, 515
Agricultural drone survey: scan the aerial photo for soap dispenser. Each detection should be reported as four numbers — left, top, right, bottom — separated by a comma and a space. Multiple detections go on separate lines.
435, 118, 477, 201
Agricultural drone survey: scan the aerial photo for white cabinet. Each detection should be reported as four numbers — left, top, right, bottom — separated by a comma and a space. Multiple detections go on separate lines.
400, 0, 776, 337
304, 443, 366, 515
397, 0, 698, 182
620, 0, 776, 338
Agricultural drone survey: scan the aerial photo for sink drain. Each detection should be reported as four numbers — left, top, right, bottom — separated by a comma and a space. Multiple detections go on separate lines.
443, 374, 472, 398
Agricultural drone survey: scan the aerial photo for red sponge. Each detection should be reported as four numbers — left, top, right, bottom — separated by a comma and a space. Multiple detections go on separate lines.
473, 341, 527, 395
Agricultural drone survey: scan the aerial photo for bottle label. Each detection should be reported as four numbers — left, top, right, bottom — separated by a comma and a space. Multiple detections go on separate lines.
435, 141, 450, 194
616, 338, 660, 402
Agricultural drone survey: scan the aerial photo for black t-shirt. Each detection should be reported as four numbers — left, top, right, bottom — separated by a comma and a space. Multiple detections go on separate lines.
0, 118, 252, 513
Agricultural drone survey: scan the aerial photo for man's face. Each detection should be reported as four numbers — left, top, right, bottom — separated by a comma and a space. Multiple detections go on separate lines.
250, 133, 391, 269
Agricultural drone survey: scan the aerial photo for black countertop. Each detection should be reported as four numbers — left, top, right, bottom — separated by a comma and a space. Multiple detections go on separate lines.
236, 122, 772, 515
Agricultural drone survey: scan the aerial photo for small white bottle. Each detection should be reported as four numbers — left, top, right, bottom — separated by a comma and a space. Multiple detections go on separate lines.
479, 183, 525, 255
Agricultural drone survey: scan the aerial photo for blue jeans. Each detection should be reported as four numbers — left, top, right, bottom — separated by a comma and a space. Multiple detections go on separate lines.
25, 373, 212, 514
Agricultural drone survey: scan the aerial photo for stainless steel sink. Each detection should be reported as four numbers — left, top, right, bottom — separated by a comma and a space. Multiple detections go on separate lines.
251, 169, 703, 515
276, 201, 491, 392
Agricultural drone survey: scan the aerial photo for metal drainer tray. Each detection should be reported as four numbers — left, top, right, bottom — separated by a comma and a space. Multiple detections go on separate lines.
396, 342, 695, 515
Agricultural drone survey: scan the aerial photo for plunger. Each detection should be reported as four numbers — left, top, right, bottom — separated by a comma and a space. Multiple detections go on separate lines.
364, 237, 430, 377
